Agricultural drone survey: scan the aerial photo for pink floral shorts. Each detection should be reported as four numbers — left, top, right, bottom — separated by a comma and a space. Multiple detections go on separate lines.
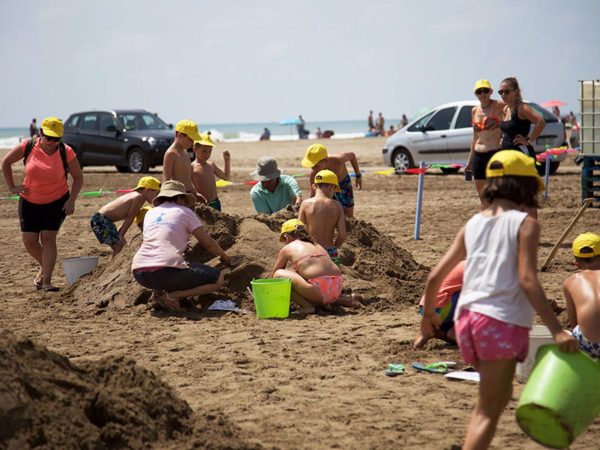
454, 309, 529, 365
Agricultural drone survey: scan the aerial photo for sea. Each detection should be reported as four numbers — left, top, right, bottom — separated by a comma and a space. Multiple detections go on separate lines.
0, 119, 400, 148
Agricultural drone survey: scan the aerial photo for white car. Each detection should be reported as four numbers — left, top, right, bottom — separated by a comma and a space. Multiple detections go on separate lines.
382, 100, 566, 174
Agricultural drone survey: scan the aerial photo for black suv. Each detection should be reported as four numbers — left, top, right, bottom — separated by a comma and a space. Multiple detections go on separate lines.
63, 109, 174, 173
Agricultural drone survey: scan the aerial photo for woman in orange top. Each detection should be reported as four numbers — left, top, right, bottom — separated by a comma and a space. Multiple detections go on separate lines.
2, 117, 83, 291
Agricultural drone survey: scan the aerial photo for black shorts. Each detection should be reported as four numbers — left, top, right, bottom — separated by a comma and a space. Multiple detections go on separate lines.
472, 149, 501, 180
133, 262, 221, 292
18, 192, 69, 232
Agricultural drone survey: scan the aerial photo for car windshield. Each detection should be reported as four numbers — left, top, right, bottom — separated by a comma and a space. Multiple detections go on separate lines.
117, 113, 170, 131
528, 103, 558, 123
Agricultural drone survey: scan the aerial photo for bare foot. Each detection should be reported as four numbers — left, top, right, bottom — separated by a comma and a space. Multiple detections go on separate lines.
413, 332, 431, 349
156, 292, 185, 312
34, 270, 43, 290
294, 306, 316, 315
337, 293, 363, 308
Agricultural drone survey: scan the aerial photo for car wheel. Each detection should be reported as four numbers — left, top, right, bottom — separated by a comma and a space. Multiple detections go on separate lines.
127, 147, 149, 173
440, 167, 460, 175
392, 148, 414, 171
536, 160, 560, 176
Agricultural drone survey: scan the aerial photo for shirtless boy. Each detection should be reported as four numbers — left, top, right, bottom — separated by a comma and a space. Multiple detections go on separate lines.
163, 119, 205, 203
91, 176, 160, 256
191, 134, 230, 211
299, 169, 346, 264
563, 232, 600, 358
301, 144, 362, 217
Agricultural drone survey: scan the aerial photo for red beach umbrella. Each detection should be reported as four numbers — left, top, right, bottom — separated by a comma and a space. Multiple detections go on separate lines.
541, 100, 567, 108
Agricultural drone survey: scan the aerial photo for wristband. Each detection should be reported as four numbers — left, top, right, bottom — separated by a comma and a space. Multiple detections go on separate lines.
355, 173, 362, 178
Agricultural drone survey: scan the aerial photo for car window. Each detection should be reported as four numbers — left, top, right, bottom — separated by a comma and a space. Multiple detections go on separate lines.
426, 107, 457, 131
528, 102, 558, 123
65, 115, 80, 130
454, 106, 473, 129
407, 111, 434, 132
98, 113, 116, 131
81, 114, 98, 131
117, 113, 170, 131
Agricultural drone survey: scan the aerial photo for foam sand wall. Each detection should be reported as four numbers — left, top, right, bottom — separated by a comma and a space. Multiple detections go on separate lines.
65, 206, 427, 313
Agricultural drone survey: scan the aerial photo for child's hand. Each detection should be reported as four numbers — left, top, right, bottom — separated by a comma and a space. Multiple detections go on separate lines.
223, 150, 230, 161
196, 193, 207, 204
355, 176, 363, 190
553, 329, 579, 353
414, 314, 440, 348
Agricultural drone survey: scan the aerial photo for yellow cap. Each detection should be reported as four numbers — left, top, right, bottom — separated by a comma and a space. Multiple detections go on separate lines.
41, 116, 64, 137
301, 144, 328, 168
486, 150, 544, 190
572, 232, 600, 258
314, 169, 341, 192
279, 219, 305, 242
194, 133, 215, 147
134, 176, 161, 191
175, 119, 202, 142
473, 79, 492, 93
135, 205, 152, 226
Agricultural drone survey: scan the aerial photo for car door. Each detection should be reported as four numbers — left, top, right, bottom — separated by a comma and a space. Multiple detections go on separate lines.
96, 112, 123, 163
447, 105, 474, 164
409, 107, 457, 164
78, 113, 100, 164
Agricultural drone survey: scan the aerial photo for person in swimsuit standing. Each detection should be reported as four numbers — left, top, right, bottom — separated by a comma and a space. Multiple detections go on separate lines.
466, 79, 504, 206
272, 219, 362, 314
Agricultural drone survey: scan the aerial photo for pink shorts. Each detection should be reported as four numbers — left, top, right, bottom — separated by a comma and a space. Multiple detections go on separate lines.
308, 275, 343, 304
454, 309, 529, 365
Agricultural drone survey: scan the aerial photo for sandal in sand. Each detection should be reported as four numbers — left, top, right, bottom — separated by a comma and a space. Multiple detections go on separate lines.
41, 285, 60, 292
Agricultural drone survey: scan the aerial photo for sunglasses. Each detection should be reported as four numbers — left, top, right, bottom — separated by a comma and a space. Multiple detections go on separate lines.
475, 88, 491, 95
43, 134, 61, 142
498, 89, 513, 96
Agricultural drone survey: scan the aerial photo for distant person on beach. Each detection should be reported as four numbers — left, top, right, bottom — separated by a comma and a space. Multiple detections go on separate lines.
29, 118, 38, 138
260, 128, 271, 141
191, 134, 230, 211
301, 144, 362, 218
552, 106, 561, 120
91, 176, 160, 256
418, 150, 577, 449
563, 232, 600, 358
131, 180, 239, 312
297, 115, 309, 139
387, 125, 396, 136
316, 127, 323, 139
376, 112, 385, 136
272, 219, 362, 314
399, 114, 408, 128
414, 260, 464, 348
299, 169, 346, 265
368, 110, 375, 131
2, 116, 83, 291
466, 79, 504, 206
250, 157, 302, 214
162, 119, 205, 204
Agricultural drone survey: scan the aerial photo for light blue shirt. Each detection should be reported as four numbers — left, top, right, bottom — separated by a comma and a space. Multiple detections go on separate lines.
250, 175, 301, 214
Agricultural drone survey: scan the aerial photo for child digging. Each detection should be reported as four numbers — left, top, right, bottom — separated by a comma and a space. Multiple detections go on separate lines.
91, 177, 160, 256
191, 133, 230, 211
418, 150, 578, 450
299, 169, 346, 264
301, 144, 362, 217
563, 232, 600, 358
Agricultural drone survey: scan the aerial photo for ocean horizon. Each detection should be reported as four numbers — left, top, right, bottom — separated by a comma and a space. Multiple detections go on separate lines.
0, 118, 402, 149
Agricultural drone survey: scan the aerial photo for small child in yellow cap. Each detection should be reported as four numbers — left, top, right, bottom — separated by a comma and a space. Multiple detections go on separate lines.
301, 144, 362, 217
299, 169, 345, 264
191, 133, 230, 211
91, 176, 161, 256
563, 232, 600, 358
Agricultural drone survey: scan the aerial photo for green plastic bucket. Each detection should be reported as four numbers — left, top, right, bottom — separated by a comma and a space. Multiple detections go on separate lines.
516, 344, 600, 448
250, 278, 291, 319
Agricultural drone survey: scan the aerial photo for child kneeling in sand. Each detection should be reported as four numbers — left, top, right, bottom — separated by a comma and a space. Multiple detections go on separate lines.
301, 144, 362, 217
91, 176, 161, 256
272, 219, 361, 314
419, 150, 577, 449
299, 169, 346, 264
563, 232, 600, 358
191, 134, 231, 211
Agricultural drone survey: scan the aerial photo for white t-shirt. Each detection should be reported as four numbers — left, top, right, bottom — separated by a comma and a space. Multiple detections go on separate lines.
131, 203, 202, 270
456, 209, 533, 328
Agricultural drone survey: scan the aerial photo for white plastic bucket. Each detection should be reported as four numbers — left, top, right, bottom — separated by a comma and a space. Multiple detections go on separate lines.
516, 325, 554, 383
62, 256, 99, 286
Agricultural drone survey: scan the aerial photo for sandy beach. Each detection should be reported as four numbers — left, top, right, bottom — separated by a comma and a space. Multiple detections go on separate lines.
1, 137, 599, 449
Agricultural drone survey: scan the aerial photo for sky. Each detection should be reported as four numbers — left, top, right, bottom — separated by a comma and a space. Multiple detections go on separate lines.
0, 0, 599, 127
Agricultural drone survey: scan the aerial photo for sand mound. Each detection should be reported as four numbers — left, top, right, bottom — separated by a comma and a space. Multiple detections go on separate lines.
0, 329, 256, 449
65, 205, 427, 312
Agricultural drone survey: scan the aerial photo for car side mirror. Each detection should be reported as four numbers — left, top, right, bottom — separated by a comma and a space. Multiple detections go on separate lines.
168, 123, 173, 129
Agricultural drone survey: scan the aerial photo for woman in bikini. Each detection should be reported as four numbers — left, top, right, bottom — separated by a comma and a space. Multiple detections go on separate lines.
272, 219, 361, 314
465, 79, 504, 206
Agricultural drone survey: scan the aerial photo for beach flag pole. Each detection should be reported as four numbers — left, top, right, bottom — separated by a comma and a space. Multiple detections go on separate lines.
414, 161, 425, 240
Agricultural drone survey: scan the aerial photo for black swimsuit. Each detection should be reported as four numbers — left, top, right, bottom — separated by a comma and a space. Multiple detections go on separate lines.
500, 103, 535, 158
